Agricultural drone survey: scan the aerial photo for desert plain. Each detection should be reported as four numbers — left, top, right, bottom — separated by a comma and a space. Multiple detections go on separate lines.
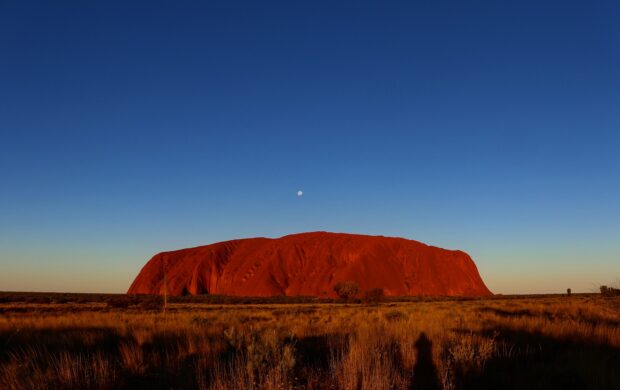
1, 292, 619, 390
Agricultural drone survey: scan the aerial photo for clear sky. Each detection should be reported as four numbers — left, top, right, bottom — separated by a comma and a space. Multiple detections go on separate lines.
1, 1, 619, 294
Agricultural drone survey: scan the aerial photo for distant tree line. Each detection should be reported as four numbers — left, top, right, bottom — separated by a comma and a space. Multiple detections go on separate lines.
600, 286, 620, 297
333, 280, 385, 303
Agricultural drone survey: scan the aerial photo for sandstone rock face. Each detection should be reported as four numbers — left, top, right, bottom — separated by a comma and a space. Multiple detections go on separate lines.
128, 232, 492, 297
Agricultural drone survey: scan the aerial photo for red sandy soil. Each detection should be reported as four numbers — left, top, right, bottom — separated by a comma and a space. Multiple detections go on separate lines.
128, 232, 492, 297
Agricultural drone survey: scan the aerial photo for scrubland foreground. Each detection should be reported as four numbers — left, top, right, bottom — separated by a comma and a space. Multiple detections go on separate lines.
0, 294, 619, 390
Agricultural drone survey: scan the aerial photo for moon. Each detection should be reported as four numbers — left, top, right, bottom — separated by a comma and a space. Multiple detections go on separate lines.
297, 190, 303, 197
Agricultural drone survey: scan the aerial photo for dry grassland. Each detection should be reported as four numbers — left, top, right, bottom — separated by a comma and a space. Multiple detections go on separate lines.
0, 294, 618, 389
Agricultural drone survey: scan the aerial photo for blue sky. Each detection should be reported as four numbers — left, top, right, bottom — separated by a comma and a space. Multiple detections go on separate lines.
1, 1, 619, 294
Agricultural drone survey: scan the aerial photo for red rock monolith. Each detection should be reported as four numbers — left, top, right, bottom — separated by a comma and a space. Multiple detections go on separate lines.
128, 232, 492, 297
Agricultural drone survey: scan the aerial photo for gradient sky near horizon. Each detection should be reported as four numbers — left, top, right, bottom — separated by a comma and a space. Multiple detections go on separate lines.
1, 1, 619, 294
